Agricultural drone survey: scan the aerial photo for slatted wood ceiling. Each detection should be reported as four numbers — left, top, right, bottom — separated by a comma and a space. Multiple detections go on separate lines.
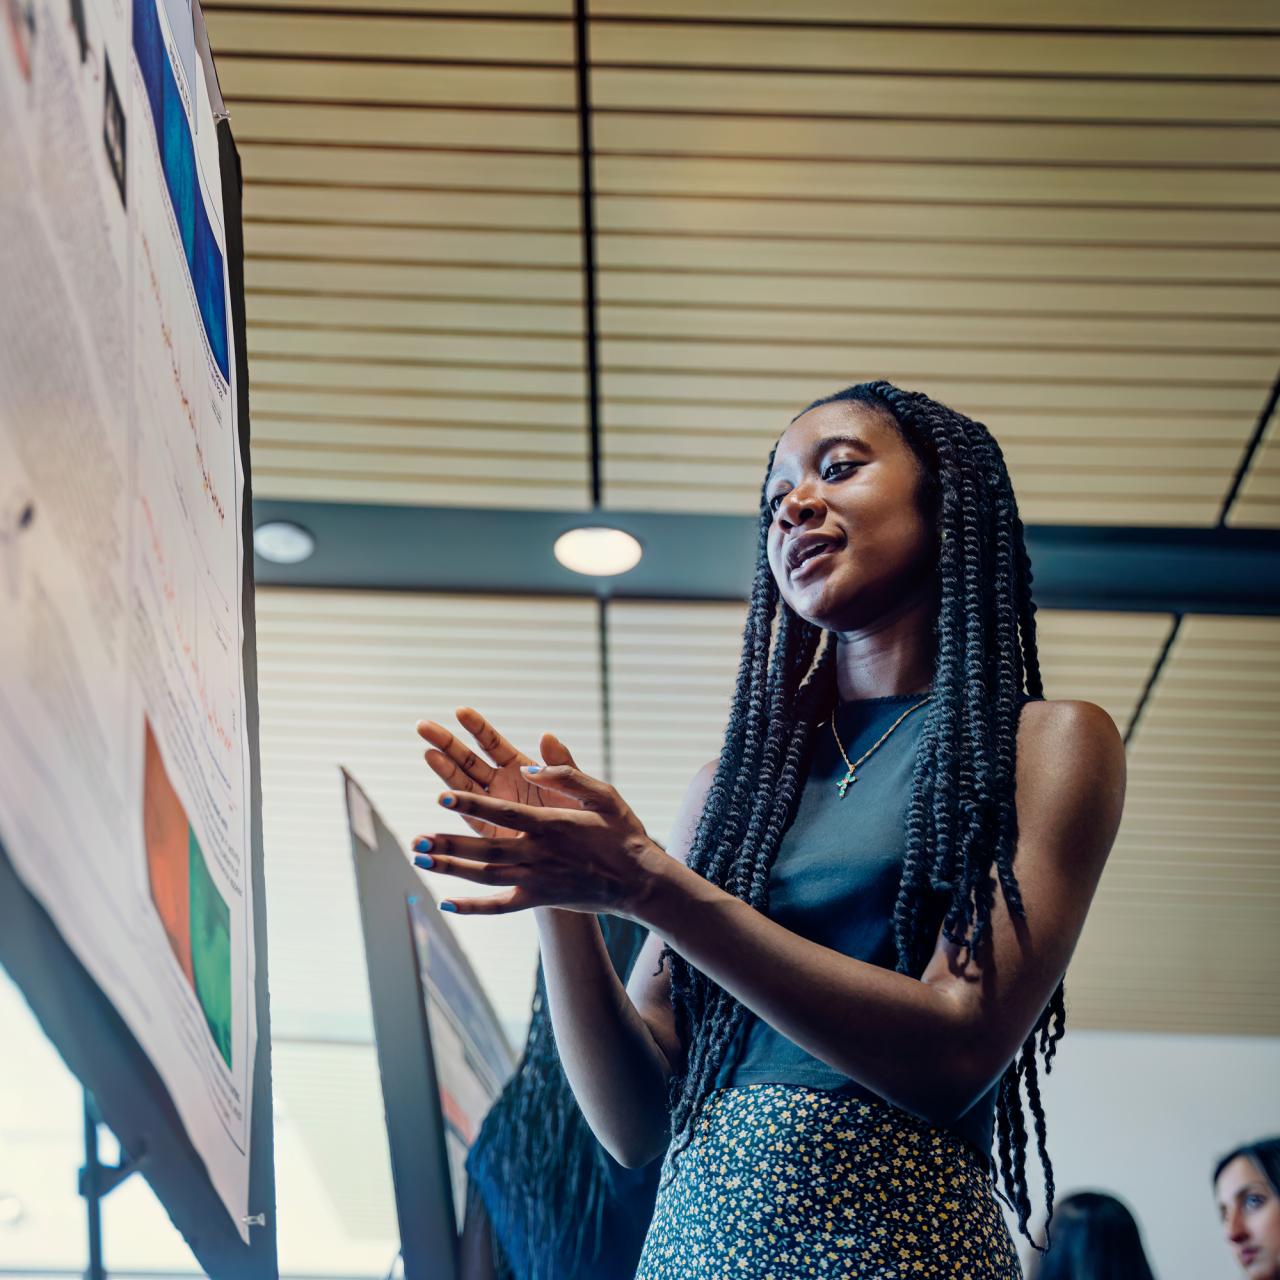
202, 0, 1280, 523
255, 589, 605, 1047
1068, 615, 1280, 1034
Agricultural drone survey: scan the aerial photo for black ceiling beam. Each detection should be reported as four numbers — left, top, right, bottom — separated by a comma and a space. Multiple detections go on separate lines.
572, 0, 603, 509
251, 499, 1280, 616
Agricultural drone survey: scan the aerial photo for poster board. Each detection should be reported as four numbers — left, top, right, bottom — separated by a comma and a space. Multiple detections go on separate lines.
0, 0, 275, 1271
344, 771, 516, 1280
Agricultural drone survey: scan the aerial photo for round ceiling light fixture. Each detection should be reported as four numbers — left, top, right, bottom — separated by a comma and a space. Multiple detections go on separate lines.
253, 520, 316, 565
553, 526, 643, 577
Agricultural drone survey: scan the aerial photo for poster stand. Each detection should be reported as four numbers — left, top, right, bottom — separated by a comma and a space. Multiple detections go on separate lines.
343, 770, 517, 1280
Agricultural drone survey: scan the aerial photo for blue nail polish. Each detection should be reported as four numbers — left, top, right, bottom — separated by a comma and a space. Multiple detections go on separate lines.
524, 764, 540, 774
414, 837, 433, 853
439, 794, 456, 808
414, 854, 434, 870
439, 901, 457, 913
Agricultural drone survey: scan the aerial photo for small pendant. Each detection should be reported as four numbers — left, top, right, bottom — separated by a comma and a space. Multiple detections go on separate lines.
837, 771, 857, 798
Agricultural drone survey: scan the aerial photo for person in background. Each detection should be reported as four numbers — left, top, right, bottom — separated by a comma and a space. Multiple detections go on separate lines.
1215, 1137, 1280, 1280
458, 912, 661, 1280
1026, 1190, 1157, 1280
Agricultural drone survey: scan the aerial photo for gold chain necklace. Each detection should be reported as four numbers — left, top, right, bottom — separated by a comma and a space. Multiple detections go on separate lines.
829, 695, 932, 798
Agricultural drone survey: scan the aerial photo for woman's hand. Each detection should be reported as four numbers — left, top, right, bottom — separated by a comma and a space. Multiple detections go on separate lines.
417, 707, 564, 841
413, 708, 666, 917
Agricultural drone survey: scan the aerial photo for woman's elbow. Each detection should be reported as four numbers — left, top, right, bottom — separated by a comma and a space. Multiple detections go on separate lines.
605, 1130, 668, 1170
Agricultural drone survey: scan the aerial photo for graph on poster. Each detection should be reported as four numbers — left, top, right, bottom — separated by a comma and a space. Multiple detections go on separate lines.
0, 0, 257, 1238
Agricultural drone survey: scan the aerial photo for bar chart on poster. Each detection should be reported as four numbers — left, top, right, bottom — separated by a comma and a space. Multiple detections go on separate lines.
0, 0, 269, 1261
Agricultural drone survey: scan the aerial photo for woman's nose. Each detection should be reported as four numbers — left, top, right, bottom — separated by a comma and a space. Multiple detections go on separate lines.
1224, 1205, 1248, 1242
778, 487, 824, 527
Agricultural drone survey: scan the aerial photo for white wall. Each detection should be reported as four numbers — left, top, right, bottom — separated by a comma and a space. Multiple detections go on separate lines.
1009, 1028, 1280, 1279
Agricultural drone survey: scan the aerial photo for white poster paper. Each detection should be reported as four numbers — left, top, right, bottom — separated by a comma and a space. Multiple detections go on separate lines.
0, 0, 256, 1238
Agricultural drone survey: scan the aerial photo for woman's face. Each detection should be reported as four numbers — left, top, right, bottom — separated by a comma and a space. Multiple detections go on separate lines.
765, 400, 935, 633
1217, 1156, 1280, 1278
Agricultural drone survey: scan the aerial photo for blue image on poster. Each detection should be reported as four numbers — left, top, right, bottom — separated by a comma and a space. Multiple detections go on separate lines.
131, 0, 229, 382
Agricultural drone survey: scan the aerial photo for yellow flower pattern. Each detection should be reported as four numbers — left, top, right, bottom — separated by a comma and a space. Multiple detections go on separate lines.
636, 1084, 1022, 1279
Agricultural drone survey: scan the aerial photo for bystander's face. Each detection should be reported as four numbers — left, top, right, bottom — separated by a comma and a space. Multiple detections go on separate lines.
765, 401, 935, 633
1218, 1156, 1280, 1279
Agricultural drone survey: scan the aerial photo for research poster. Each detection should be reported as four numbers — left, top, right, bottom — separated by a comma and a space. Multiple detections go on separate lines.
407, 895, 516, 1229
0, 0, 256, 1238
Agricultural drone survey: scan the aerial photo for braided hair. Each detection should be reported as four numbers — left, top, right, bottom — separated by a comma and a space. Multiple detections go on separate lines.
655, 379, 1066, 1247
466, 914, 649, 1279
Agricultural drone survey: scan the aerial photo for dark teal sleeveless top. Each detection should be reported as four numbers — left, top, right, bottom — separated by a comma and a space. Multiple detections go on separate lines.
714, 692, 999, 1162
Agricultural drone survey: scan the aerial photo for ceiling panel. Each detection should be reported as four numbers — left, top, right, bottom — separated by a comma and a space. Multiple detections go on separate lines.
592, 113, 1280, 166
1067, 615, 1280, 1035
255, 588, 605, 1048
608, 600, 748, 849
580, 12, 1278, 525
593, 155, 1280, 209
203, 1, 591, 511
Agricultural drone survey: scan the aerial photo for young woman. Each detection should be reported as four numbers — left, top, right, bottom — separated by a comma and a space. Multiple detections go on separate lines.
1026, 1191, 1158, 1280
1214, 1137, 1280, 1279
413, 380, 1126, 1276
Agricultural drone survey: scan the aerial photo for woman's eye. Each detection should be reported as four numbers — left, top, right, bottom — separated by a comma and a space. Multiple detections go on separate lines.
768, 492, 785, 512
823, 460, 859, 481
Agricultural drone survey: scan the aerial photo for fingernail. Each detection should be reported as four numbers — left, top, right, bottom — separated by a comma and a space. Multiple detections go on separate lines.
413, 838, 433, 853
439, 901, 457, 913
523, 764, 540, 774
439, 794, 456, 808
413, 854, 434, 870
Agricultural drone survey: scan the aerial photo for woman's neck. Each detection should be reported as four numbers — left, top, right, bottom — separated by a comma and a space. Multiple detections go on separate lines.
830, 591, 936, 703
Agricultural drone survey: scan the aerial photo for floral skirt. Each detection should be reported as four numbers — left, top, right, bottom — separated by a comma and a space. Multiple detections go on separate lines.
634, 1083, 1022, 1280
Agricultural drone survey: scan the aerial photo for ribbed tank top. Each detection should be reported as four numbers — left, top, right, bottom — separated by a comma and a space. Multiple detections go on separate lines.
713, 692, 999, 1161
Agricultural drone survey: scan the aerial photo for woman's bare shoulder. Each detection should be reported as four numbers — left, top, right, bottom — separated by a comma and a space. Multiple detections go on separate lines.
1017, 697, 1123, 756
1014, 698, 1126, 869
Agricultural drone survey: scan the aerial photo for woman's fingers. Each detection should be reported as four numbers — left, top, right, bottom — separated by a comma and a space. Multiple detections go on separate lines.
420, 746, 504, 837
519, 762, 619, 813
416, 718, 497, 789
434, 887, 534, 916
433, 789, 574, 834
539, 731, 577, 769
457, 706, 524, 769
413, 832, 527, 862
422, 747, 501, 839
413, 852, 528, 887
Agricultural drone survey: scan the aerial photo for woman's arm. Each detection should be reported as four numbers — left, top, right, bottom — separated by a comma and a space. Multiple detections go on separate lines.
532, 760, 715, 1168
419, 700, 1123, 1138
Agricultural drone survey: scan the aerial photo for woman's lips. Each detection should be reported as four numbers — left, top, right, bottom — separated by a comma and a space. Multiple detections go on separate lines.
790, 544, 838, 581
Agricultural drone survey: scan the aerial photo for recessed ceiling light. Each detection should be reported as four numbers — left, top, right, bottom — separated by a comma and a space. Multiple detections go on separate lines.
0, 1192, 24, 1227
253, 521, 316, 565
553, 526, 643, 577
